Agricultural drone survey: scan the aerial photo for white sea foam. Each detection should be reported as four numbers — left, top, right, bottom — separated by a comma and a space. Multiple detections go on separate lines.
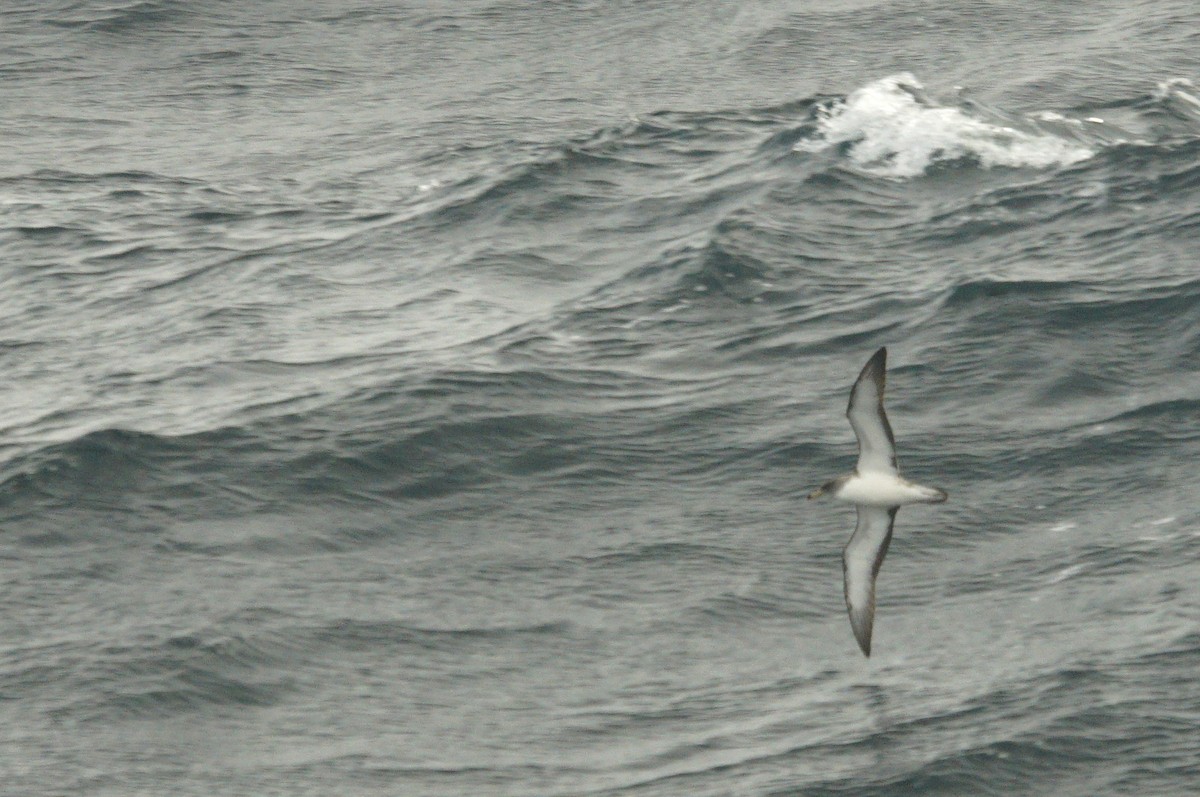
1155, 77, 1199, 105
797, 73, 1095, 178
1048, 564, 1085, 584
1155, 77, 1200, 121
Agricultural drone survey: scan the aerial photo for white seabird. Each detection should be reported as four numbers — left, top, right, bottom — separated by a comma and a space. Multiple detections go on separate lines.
807, 347, 947, 657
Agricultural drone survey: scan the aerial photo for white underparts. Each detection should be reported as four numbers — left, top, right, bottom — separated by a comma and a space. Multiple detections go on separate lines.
832, 470, 946, 507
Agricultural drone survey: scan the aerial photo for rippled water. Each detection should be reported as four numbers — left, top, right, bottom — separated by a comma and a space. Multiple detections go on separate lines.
3, 2, 1200, 795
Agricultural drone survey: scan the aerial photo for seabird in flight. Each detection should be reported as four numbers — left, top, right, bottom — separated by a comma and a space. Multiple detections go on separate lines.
808, 347, 947, 657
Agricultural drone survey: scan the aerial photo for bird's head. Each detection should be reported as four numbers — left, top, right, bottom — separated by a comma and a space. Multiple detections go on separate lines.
807, 479, 838, 500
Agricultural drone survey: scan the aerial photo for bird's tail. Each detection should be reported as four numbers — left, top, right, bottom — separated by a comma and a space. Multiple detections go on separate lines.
915, 484, 948, 503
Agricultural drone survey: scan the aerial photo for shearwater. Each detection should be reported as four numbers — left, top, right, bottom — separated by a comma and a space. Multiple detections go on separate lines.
808, 347, 948, 657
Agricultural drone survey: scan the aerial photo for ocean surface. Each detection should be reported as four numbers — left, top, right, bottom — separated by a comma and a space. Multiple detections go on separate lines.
3, 2, 1200, 795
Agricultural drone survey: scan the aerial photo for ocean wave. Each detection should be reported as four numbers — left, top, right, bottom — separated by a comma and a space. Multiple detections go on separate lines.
0, 393, 632, 526
940, 278, 1084, 307
584, 231, 775, 310
1089, 397, 1200, 436
33, 614, 306, 721
796, 73, 1096, 178
1148, 78, 1200, 130
0, 168, 194, 188
411, 119, 769, 251
0, 427, 273, 529
91, 670, 283, 720
66, 0, 195, 35
564, 642, 1196, 796
688, 590, 810, 623
311, 618, 571, 654
930, 274, 1200, 367
573, 541, 741, 570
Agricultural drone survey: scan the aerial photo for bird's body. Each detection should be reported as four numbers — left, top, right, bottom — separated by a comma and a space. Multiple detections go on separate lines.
808, 347, 947, 657
823, 471, 946, 508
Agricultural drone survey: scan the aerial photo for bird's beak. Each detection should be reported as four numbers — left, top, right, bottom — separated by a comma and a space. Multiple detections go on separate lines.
807, 487, 824, 500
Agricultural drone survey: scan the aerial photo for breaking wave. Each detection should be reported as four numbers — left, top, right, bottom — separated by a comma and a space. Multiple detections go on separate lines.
797, 73, 1096, 177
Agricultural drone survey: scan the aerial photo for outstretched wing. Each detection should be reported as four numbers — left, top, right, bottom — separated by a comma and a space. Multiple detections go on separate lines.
846, 347, 897, 475
842, 505, 898, 657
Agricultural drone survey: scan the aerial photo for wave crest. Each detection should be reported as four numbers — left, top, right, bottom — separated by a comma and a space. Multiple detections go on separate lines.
797, 73, 1095, 177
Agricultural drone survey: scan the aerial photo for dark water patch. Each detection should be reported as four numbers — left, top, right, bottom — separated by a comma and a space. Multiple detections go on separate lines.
13, 224, 75, 240
0, 427, 278, 531
449, 250, 585, 290
421, 148, 623, 229
1051, 280, 1200, 334
408, 105, 777, 256
797, 165, 915, 209
573, 541, 741, 570
665, 436, 826, 489
154, 513, 351, 557
79, 668, 286, 721
1013, 421, 1197, 481
689, 591, 795, 623
161, 618, 310, 671
79, 0, 198, 36
139, 253, 243, 293
717, 314, 911, 367
38, 560, 120, 582
397, 364, 695, 409
940, 278, 1085, 308
579, 99, 819, 169
1097, 139, 1200, 199
79, 242, 165, 265
762, 116, 829, 155
307, 411, 577, 500
1030, 366, 1131, 406
596, 236, 766, 309
919, 184, 1095, 246
26, 616, 305, 721
578, 116, 724, 164
3, 168, 194, 188
195, 302, 272, 328
311, 618, 571, 655
301, 758, 579, 797
805, 737, 1104, 797
544, 215, 800, 335
671, 229, 775, 304
0, 635, 85, 675
1071, 539, 1196, 582
1089, 397, 1200, 439
180, 49, 245, 66
0, 428, 176, 501
760, 667, 1138, 797
186, 209, 245, 224
908, 139, 1200, 265
927, 276, 1200, 385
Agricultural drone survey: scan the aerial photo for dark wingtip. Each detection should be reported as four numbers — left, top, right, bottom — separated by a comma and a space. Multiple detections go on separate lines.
852, 621, 873, 657
853, 347, 888, 385
862, 347, 887, 377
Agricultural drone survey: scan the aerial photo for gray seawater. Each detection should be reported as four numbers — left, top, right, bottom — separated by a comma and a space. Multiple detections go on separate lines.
3, 2, 1200, 795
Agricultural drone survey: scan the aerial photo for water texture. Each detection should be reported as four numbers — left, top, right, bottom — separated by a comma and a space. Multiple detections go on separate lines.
2, 1, 1199, 795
